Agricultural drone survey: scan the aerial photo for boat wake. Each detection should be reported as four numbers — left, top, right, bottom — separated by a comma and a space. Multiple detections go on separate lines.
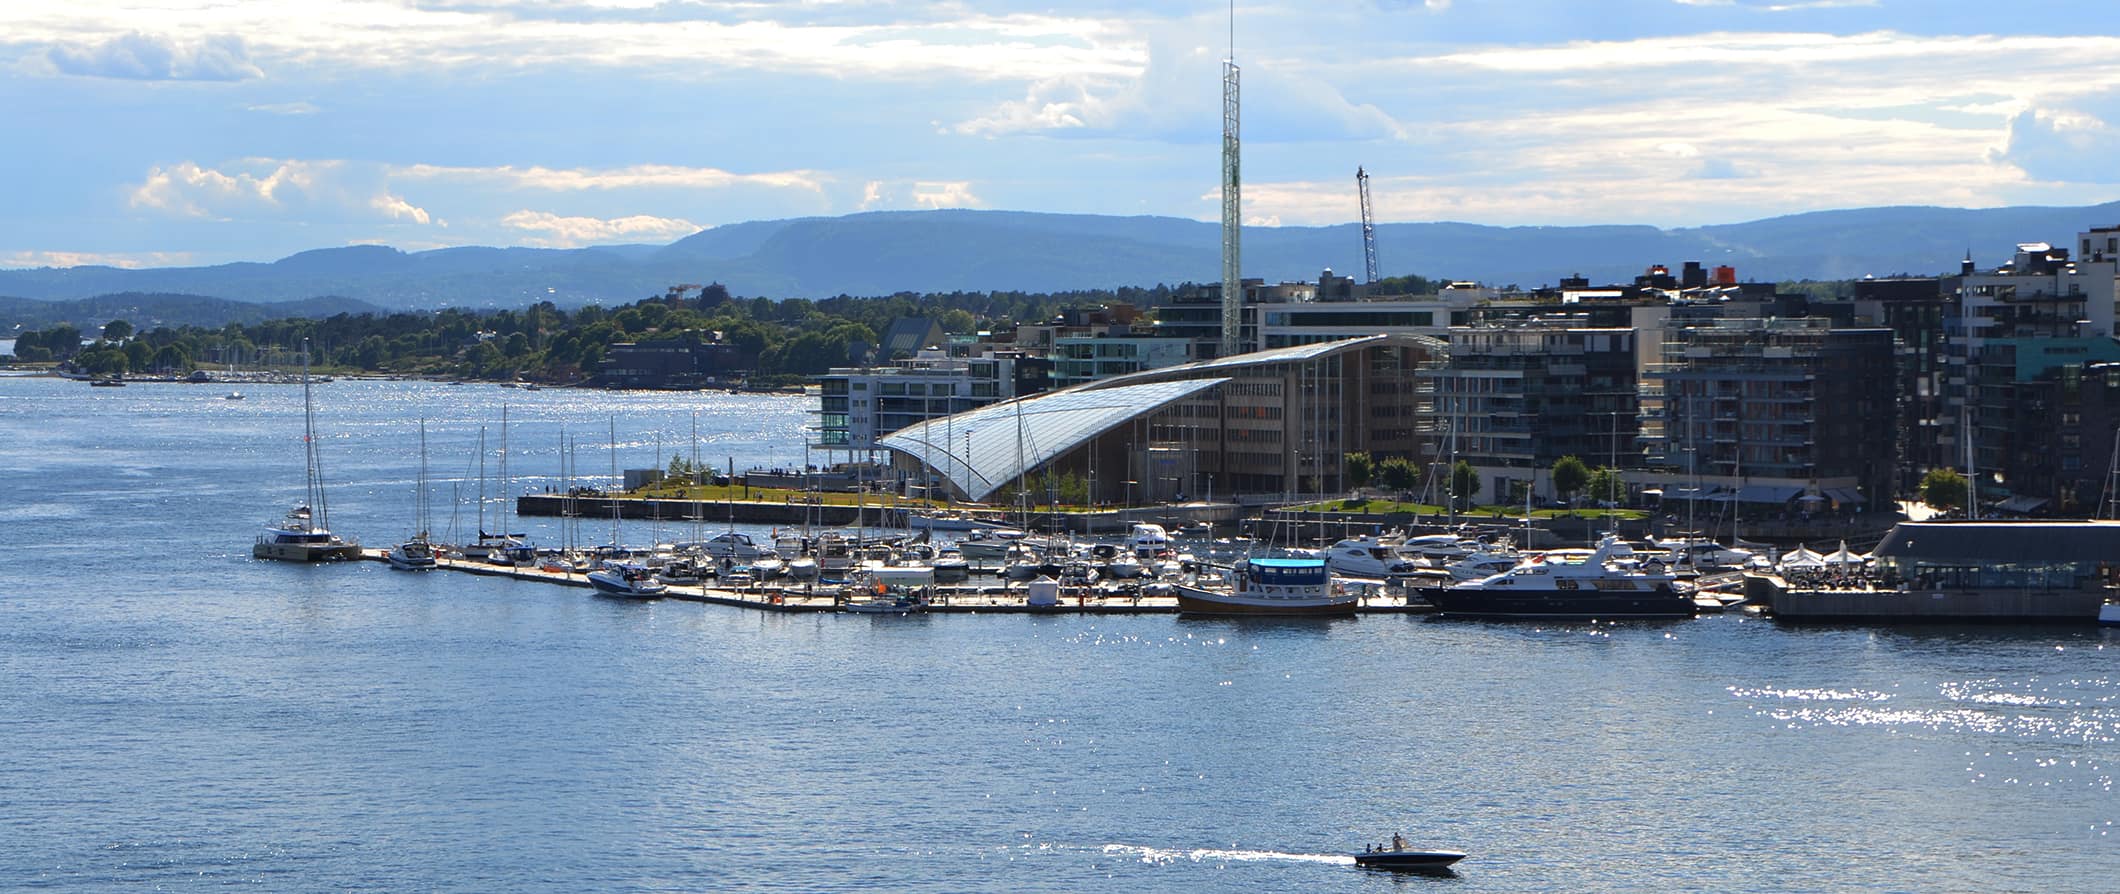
1102, 843, 1352, 867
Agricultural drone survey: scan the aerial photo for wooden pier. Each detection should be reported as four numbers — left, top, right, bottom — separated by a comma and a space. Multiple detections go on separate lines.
356, 549, 1434, 616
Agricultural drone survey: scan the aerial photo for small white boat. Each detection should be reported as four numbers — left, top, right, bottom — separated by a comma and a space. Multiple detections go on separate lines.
385, 538, 439, 570
2100, 601, 2120, 627
845, 566, 933, 614
588, 564, 668, 599
223, 391, 244, 400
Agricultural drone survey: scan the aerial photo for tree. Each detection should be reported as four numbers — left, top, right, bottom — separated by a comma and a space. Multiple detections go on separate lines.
1450, 460, 1480, 508
1343, 451, 1374, 494
1551, 455, 1590, 505
1584, 467, 1625, 507
1378, 456, 1420, 493
1921, 468, 1968, 513
102, 319, 133, 342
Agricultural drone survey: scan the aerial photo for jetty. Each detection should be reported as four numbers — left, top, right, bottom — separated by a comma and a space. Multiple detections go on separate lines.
352, 549, 1434, 616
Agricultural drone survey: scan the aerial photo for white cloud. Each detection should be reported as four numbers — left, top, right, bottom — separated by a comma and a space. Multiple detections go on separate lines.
0, 250, 196, 269
1990, 99, 2120, 184
247, 101, 319, 115
500, 210, 700, 247
394, 163, 825, 193
127, 159, 438, 225
43, 32, 261, 81
3, 3, 1139, 82
857, 179, 985, 210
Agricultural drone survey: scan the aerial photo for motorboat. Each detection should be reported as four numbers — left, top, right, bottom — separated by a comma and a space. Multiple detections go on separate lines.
588, 564, 668, 599
654, 559, 710, 587
1126, 522, 1172, 559
1174, 555, 1356, 617
1419, 533, 1697, 619
2101, 601, 2120, 627
954, 527, 1024, 562
694, 530, 775, 561
908, 509, 987, 532
1652, 534, 1757, 570
1322, 536, 1424, 579
385, 537, 439, 570
1444, 542, 1523, 581
751, 555, 787, 580
930, 548, 969, 583
1352, 839, 1465, 873
1395, 533, 1473, 562
845, 566, 933, 614
223, 391, 244, 400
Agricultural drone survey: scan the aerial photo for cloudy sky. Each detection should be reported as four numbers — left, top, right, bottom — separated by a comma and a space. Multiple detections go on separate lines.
4, 0, 2119, 269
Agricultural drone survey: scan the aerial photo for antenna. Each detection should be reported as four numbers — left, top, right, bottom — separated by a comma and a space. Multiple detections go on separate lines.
1357, 166, 1379, 284
1219, 1, 1242, 357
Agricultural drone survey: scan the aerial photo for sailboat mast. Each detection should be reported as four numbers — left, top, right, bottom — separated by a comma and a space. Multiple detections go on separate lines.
476, 426, 488, 539
301, 339, 327, 532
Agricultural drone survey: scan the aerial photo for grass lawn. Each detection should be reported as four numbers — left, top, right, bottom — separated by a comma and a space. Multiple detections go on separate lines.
1288, 498, 1649, 521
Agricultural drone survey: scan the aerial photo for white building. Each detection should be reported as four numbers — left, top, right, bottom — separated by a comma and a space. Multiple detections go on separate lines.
814, 349, 1025, 455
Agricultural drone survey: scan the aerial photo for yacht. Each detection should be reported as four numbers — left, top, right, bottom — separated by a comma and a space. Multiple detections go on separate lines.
1174, 555, 1356, 617
1322, 535, 1424, 579
385, 538, 439, 570
1419, 534, 1697, 619
588, 563, 668, 599
255, 504, 362, 562
694, 530, 775, 561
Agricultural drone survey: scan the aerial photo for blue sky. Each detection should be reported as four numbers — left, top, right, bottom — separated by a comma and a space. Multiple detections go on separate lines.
5, 0, 2119, 269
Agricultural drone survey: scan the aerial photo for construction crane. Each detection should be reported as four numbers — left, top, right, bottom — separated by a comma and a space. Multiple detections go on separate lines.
1356, 167, 1379, 284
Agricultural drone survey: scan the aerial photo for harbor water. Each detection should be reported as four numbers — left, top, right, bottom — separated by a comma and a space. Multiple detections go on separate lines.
1, 375, 2116, 891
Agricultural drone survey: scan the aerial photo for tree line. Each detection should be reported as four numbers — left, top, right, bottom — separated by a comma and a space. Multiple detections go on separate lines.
5, 282, 1197, 381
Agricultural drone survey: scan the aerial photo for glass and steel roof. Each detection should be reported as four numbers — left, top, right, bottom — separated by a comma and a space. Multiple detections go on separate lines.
1085, 333, 1446, 391
880, 377, 1230, 502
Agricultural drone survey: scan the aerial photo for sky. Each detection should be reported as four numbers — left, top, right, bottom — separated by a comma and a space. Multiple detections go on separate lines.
4, 0, 2120, 269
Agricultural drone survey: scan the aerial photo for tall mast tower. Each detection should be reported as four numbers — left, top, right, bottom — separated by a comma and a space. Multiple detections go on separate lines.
1219, 15, 1242, 357
1357, 167, 1379, 284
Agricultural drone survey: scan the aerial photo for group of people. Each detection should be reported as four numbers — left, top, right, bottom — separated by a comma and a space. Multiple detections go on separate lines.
1363, 833, 1409, 853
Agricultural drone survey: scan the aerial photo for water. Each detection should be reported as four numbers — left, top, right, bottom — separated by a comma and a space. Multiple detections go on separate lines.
2, 376, 2116, 891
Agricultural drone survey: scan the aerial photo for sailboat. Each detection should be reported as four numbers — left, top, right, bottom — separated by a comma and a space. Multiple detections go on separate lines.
254, 339, 361, 561
386, 419, 440, 570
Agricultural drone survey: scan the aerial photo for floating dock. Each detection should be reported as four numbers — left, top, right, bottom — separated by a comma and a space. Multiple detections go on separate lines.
358, 550, 1433, 616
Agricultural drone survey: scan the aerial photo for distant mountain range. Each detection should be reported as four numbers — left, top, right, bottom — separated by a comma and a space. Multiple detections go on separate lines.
0, 292, 385, 332
5, 203, 2120, 314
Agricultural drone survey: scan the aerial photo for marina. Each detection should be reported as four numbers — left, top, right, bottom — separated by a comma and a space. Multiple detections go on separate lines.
8, 375, 2120, 893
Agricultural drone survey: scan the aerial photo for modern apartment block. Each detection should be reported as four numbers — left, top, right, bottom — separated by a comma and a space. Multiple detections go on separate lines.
1642, 319, 1897, 510
1420, 324, 1641, 504
813, 349, 1028, 456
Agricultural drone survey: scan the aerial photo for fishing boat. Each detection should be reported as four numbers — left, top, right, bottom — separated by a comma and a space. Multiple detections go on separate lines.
1174, 555, 1355, 617
587, 564, 668, 599
1419, 533, 1697, 619
254, 341, 361, 562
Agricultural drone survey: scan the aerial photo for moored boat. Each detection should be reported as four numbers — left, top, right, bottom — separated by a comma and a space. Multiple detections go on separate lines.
385, 538, 438, 570
1175, 555, 1355, 617
1420, 534, 1696, 620
588, 564, 668, 598
253, 341, 360, 562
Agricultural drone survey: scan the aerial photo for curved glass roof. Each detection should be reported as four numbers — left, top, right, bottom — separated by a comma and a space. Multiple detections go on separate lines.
880, 377, 1229, 502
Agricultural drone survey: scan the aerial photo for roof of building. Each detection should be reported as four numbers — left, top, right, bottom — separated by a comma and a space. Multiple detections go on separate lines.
1084, 333, 1446, 391
878, 317, 943, 359
1872, 521, 2120, 563
879, 377, 1229, 502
